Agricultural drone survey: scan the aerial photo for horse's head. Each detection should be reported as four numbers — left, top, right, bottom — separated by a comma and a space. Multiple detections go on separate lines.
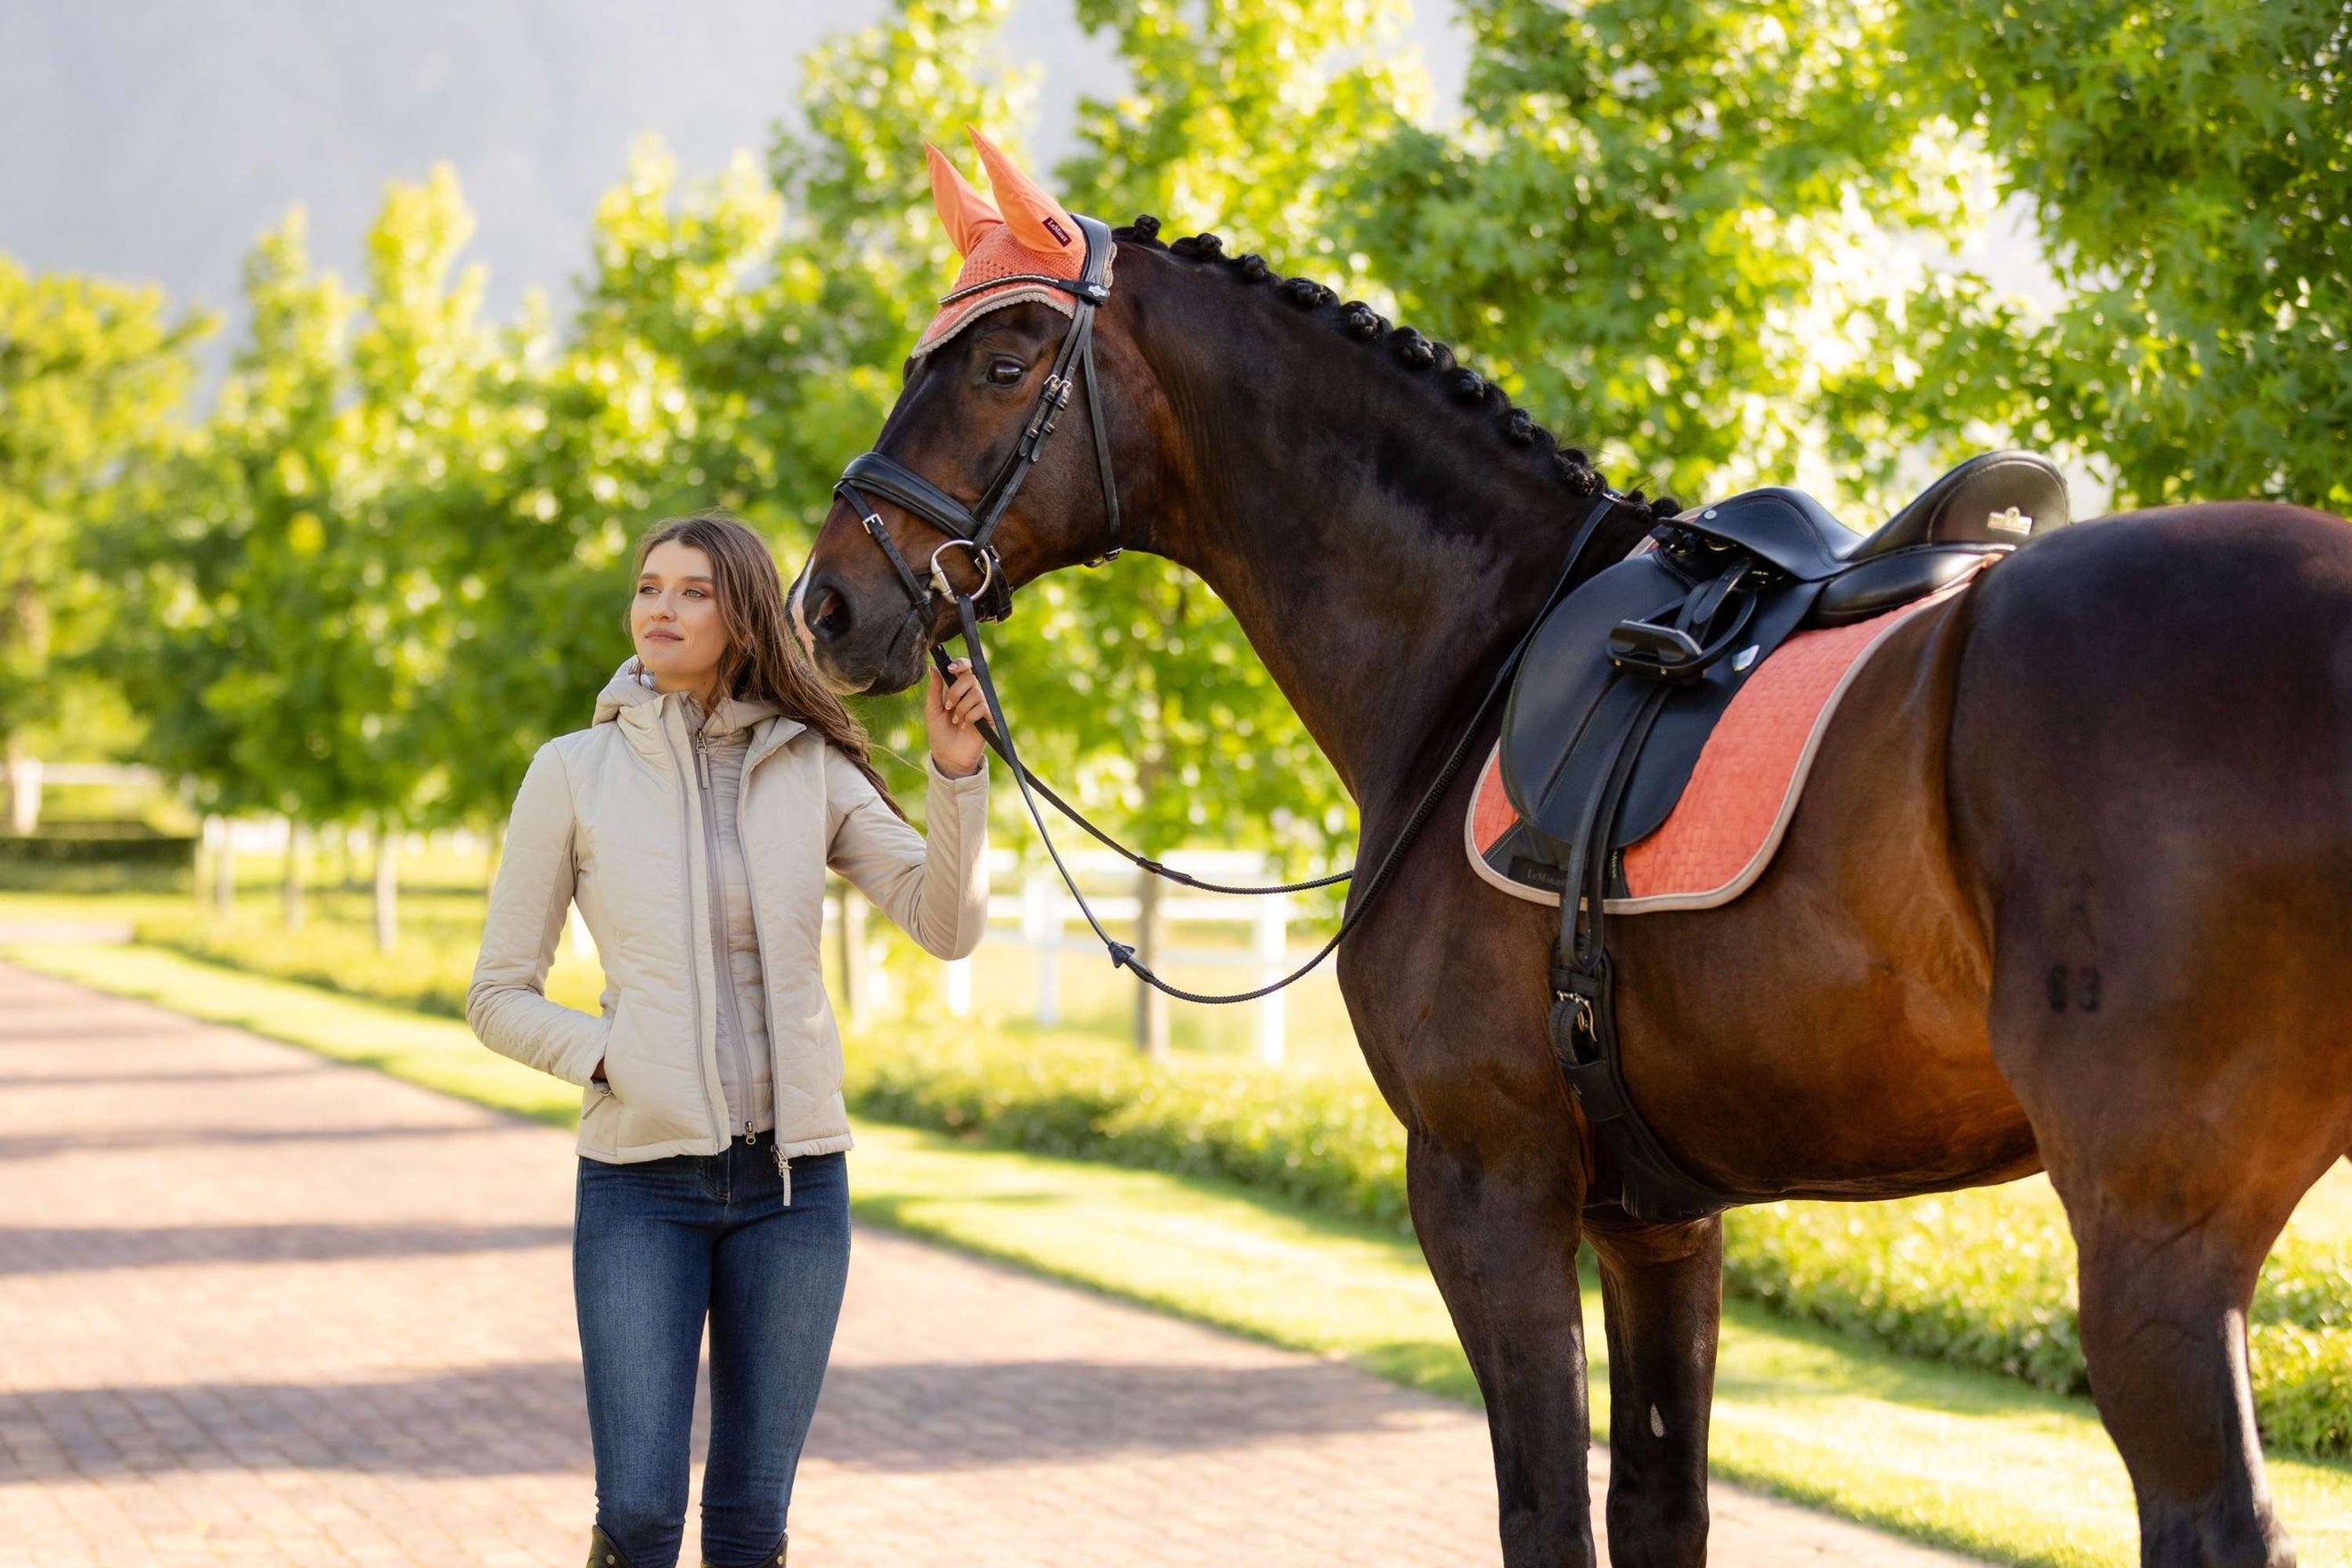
795, 132, 1156, 695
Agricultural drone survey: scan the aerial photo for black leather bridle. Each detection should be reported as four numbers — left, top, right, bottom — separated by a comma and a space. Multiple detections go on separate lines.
833, 212, 1123, 631
829, 212, 1628, 1006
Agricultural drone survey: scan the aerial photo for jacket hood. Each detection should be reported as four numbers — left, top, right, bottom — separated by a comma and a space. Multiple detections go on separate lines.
593, 657, 788, 741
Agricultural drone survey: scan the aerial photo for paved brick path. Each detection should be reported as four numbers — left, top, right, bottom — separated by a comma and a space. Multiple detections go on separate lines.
0, 960, 1975, 1566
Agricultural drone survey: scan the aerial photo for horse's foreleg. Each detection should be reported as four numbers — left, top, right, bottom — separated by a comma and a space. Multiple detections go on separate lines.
1408, 1127, 1597, 1567
1586, 1213, 1722, 1568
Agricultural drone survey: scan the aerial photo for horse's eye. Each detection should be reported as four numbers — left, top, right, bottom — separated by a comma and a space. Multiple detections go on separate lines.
985, 357, 1026, 388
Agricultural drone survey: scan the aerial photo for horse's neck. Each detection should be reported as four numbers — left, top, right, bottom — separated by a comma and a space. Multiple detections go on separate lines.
1128, 269, 1597, 809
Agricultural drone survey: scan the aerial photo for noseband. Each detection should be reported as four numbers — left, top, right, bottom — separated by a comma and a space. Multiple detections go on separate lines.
833, 212, 1123, 629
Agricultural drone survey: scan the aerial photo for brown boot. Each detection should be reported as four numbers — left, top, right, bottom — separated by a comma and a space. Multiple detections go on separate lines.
705, 1536, 786, 1568
587, 1525, 638, 1568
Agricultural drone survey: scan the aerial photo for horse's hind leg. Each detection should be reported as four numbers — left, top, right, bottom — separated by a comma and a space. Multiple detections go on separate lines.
1586, 1213, 1722, 1568
2067, 1190, 2300, 1567
1994, 960, 2352, 1566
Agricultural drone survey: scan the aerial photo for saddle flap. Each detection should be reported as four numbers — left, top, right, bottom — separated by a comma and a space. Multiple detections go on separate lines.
1499, 553, 1687, 839
1500, 551, 1825, 859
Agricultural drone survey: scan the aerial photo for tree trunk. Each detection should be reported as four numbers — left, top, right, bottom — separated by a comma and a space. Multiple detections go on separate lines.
282, 820, 306, 933
4, 738, 38, 836
1133, 868, 1170, 1060
214, 818, 236, 920
373, 818, 399, 954
196, 815, 216, 911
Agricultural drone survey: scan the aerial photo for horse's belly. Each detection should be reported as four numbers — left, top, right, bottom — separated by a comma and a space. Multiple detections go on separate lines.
1605, 601, 2038, 1200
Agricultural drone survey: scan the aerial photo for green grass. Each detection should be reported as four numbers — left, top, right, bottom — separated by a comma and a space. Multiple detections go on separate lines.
1732, 1184, 2352, 1456
12, 938, 2352, 1567
842, 1015, 2352, 1455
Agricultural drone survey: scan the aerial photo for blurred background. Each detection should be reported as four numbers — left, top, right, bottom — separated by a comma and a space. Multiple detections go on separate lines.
4, 7, 2350, 1544
10, 0, 2322, 1045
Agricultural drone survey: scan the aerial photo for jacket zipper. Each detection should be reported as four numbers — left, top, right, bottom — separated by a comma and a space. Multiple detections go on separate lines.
658, 706, 726, 1151
694, 727, 760, 1149
735, 731, 794, 1205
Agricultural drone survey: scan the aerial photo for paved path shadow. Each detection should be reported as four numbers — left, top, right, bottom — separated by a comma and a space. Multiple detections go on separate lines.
0, 960, 1976, 1566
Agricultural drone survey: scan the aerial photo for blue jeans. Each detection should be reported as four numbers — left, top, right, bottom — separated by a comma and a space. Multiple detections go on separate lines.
574, 1142, 851, 1568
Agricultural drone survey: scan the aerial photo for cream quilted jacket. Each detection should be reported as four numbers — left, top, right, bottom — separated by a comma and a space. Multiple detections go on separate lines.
467, 659, 989, 1165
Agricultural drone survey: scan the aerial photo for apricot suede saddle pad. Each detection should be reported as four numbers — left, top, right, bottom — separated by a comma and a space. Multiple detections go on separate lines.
1466, 568, 1984, 912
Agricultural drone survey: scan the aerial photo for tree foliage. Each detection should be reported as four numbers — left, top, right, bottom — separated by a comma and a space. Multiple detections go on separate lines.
0, 257, 207, 753
1908, 0, 2352, 508
1327, 0, 2005, 506
56, 0, 2352, 876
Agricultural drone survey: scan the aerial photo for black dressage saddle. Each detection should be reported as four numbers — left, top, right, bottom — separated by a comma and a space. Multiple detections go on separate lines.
1506, 450, 2071, 1222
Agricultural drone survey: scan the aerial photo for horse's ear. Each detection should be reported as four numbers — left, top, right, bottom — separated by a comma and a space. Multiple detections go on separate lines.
967, 127, 1084, 268
927, 142, 1002, 258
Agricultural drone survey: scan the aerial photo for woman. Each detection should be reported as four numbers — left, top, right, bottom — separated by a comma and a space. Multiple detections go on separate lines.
467, 511, 990, 1568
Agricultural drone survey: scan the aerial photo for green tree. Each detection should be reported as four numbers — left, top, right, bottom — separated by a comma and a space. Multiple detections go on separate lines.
101, 173, 514, 945
1059, 0, 1425, 276
0, 255, 207, 819
1905, 0, 2352, 508
1327, 0, 1994, 506
92, 213, 352, 831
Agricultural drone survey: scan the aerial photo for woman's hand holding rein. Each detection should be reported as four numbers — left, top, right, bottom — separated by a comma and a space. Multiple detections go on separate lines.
927, 657, 988, 778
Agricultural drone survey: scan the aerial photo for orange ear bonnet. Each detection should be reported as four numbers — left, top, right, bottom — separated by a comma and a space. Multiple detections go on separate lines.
915, 130, 1111, 357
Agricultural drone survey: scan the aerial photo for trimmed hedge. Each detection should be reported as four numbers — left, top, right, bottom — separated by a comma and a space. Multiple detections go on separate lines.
846, 1027, 1412, 1228
1727, 1190, 2352, 1458
843, 1023, 2352, 1458
0, 828, 195, 891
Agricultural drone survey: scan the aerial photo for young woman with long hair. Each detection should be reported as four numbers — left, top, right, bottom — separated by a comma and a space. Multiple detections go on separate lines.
467, 511, 990, 1568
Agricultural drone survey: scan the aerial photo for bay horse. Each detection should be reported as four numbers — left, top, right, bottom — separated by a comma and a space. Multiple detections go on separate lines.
792, 149, 2352, 1568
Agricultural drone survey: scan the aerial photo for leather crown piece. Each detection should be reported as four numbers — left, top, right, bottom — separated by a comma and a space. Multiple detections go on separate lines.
917, 128, 1113, 356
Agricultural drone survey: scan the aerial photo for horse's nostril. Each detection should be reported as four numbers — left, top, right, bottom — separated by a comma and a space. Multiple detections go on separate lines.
812, 586, 851, 643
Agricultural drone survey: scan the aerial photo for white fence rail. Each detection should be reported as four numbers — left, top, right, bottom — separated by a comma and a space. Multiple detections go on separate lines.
575, 848, 1311, 1066
829, 848, 1303, 1066
974, 849, 1296, 1066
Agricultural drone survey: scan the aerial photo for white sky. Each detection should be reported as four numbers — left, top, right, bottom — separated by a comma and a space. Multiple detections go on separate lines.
0, 0, 1466, 332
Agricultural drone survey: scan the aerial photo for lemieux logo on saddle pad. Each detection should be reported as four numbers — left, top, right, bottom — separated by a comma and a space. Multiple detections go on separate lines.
916, 129, 1110, 359
1467, 563, 1991, 913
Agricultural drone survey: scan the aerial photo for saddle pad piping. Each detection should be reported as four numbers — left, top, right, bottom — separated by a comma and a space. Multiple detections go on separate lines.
1466, 749, 1558, 907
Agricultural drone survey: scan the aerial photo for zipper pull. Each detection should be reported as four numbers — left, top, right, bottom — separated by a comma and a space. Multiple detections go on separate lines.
694, 735, 711, 788
745, 1120, 757, 1146
775, 1148, 792, 1206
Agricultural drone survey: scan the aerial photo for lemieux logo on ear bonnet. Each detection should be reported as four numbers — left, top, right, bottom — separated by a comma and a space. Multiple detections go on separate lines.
914, 128, 1108, 358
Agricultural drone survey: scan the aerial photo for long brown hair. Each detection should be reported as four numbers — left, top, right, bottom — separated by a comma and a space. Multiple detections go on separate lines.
633, 511, 906, 819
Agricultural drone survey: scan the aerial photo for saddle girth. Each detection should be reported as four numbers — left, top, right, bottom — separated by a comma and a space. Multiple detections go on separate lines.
1538, 542, 1781, 1224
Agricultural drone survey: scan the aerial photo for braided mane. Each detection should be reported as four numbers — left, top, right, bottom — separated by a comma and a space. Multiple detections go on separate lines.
1112, 215, 1678, 519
